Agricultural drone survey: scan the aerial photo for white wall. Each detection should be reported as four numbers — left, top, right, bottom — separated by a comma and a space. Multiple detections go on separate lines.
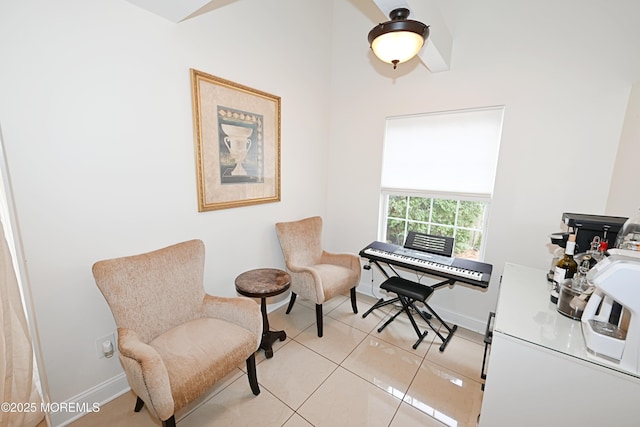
606, 81, 640, 217
326, 0, 640, 331
0, 0, 332, 423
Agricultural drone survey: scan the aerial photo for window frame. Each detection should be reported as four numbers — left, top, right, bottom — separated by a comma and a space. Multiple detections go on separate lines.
379, 188, 492, 260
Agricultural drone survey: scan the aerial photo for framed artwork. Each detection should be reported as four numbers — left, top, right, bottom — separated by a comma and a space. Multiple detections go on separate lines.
190, 68, 281, 211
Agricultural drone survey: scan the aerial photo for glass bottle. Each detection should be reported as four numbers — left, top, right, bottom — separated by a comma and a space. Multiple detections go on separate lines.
585, 236, 603, 267
551, 234, 578, 304
615, 209, 640, 251
572, 257, 591, 292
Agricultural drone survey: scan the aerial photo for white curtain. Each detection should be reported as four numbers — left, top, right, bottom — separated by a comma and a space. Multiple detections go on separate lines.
0, 123, 45, 426
0, 223, 44, 427
0, 218, 44, 426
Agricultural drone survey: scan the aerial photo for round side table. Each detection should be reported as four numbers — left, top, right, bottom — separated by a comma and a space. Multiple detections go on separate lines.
235, 268, 291, 359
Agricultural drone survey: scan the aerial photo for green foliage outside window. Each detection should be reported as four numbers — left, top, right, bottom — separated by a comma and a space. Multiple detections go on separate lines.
388, 195, 407, 218
386, 195, 486, 259
408, 197, 431, 220
386, 218, 406, 246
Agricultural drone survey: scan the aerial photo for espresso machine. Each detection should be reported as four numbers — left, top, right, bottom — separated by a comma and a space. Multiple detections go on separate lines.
548, 213, 628, 281
581, 249, 640, 374
558, 213, 627, 253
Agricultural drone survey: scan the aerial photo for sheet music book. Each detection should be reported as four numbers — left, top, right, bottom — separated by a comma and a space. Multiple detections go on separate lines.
403, 231, 454, 258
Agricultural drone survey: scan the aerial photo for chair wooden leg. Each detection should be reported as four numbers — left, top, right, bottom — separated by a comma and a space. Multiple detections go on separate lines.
350, 287, 358, 314
316, 304, 323, 337
285, 292, 297, 314
246, 353, 260, 395
134, 396, 144, 412
162, 415, 176, 427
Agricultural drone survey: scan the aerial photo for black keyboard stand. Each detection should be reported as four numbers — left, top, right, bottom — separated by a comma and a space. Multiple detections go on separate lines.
362, 260, 430, 318
362, 260, 458, 351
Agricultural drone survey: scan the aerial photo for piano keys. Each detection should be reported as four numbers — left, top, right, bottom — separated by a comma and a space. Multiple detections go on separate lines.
360, 240, 492, 287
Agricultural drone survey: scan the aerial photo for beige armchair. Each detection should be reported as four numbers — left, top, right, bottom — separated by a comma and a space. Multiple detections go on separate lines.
275, 216, 361, 337
92, 239, 262, 427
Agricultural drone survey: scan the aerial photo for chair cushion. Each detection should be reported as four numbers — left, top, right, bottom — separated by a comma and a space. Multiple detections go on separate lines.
313, 263, 359, 301
380, 277, 434, 302
149, 317, 257, 412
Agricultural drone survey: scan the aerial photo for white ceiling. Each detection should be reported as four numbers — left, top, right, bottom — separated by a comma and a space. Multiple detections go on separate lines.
125, 0, 452, 72
124, 0, 233, 23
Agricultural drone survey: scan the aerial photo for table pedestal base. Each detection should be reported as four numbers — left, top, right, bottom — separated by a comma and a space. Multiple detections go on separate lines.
260, 330, 286, 358
259, 296, 286, 359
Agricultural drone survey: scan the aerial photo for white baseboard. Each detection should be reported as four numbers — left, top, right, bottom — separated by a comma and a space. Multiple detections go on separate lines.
355, 283, 486, 335
427, 303, 486, 334
50, 373, 129, 427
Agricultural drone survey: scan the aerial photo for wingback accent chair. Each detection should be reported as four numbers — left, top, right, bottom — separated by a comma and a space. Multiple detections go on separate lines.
92, 239, 262, 427
275, 216, 361, 337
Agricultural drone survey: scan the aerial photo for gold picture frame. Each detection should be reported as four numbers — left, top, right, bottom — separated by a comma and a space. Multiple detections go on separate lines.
190, 68, 281, 211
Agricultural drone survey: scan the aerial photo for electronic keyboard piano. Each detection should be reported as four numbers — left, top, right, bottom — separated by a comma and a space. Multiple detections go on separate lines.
360, 239, 493, 352
360, 240, 492, 287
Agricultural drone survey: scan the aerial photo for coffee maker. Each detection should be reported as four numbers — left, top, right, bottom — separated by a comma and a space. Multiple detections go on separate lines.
548, 213, 628, 281
559, 213, 627, 253
581, 249, 640, 374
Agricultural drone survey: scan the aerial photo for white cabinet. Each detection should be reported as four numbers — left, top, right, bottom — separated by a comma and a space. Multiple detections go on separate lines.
479, 263, 640, 427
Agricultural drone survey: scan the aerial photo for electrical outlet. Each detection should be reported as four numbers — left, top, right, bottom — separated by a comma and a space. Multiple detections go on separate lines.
95, 332, 116, 359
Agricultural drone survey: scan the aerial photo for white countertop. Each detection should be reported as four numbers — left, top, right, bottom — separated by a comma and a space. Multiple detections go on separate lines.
496, 262, 640, 379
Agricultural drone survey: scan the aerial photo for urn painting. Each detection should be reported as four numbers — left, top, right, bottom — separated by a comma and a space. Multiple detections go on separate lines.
218, 109, 264, 184
190, 68, 280, 211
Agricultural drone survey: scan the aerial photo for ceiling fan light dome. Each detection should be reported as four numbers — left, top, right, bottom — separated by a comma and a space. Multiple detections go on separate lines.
367, 8, 429, 69
370, 31, 425, 65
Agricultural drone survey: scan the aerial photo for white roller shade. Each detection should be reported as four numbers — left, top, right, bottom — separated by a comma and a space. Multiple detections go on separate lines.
381, 107, 504, 196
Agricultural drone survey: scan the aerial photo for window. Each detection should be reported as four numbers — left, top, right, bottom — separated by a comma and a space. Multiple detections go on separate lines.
382, 193, 488, 259
379, 107, 504, 260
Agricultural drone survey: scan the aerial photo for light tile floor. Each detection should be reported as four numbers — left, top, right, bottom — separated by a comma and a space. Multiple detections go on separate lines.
68, 293, 486, 427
